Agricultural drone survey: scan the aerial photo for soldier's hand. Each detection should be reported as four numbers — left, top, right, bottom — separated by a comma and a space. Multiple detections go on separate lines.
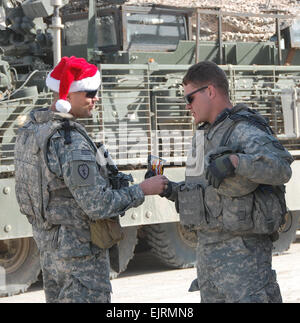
206, 154, 236, 188
139, 175, 169, 195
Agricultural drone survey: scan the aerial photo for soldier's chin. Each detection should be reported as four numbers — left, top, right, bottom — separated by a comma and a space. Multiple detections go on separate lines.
217, 175, 259, 197
86, 107, 93, 117
192, 115, 200, 124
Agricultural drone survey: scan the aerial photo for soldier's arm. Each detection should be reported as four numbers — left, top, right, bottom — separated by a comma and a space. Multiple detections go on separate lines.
47, 132, 145, 220
228, 122, 293, 185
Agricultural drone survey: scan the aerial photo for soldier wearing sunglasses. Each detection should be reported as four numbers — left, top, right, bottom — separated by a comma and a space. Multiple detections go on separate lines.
164, 61, 293, 303
14, 56, 168, 303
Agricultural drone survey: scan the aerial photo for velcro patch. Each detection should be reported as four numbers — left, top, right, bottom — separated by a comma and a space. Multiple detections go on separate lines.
71, 149, 94, 161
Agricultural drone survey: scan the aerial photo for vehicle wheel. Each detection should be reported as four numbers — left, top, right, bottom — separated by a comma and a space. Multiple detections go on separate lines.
109, 226, 138, 279
0, 237, 41, 297
143, 222, 197, 268
272, 211, 300, 255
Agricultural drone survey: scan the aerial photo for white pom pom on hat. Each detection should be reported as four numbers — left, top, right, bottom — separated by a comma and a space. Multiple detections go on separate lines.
55, 99, 72, 113
46, 56, 101, 113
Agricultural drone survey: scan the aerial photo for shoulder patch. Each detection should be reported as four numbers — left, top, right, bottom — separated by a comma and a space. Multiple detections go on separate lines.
78, 164, 89, 179
70, 159, 97, 187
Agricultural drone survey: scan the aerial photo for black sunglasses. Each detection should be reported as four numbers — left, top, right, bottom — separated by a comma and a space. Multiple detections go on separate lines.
85, 90, 98, 98
184, 86, 208, 104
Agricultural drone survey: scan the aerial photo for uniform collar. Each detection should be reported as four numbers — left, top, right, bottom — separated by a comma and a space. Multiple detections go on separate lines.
211, 108, 232, 128
206, 108, 233, 140
209, 104, 249, 129
205, 104, 250, 140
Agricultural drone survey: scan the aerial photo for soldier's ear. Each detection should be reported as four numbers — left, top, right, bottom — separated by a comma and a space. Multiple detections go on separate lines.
207, 84, 216, 99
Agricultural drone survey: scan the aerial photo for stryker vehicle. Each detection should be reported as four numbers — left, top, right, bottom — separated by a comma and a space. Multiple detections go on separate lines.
0, 0, 300, 296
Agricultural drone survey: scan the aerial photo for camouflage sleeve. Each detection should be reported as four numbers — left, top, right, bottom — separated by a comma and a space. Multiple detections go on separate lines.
47, 130, 145, 220
228, 122, 293, 185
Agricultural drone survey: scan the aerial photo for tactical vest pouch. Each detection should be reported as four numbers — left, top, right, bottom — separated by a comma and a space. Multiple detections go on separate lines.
90, 218, 124, 249
222, 194, 254, 232
203, 185, 224, 231
252, 185, 286, 235
178, 183, 206, 227
220, 185, 286, 236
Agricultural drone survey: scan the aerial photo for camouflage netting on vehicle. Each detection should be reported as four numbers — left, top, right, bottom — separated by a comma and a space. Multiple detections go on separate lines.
62, 0, 300, 42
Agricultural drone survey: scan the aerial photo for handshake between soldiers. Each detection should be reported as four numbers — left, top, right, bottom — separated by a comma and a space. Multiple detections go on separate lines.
143, 155, 172, 197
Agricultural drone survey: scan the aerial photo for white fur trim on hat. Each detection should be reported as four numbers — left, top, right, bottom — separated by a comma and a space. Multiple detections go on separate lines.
46, 70, 101, 93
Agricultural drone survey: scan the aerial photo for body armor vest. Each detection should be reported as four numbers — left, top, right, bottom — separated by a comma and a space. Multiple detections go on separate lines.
180, 104, 288, 237
185, 104, 269, 195
15, 108, 125, 254
15, 109, 101, 251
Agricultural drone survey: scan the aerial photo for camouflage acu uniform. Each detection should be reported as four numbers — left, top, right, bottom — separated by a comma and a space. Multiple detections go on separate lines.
170, 104, 293, 303
14, 108, 145, 303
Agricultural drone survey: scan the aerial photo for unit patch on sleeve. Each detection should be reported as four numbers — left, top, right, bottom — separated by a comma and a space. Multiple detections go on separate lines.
69, 149, 97, 187
78, 164, 89, 179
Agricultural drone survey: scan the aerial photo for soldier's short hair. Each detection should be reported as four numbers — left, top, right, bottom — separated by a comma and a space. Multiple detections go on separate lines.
183, 61, 229, 97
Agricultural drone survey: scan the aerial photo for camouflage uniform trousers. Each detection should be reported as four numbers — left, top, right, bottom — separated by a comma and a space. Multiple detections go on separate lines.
40, 249, 112, 303
196, 234, 282, 303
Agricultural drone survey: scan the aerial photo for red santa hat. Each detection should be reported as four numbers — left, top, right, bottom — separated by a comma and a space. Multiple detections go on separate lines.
46, 56, 101, 113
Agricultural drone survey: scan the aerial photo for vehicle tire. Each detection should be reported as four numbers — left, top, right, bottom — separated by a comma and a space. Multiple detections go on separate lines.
272, 211, 300, 255
143, 222, 197, 268
109, 226, 138, 279
0, 237, 41, 297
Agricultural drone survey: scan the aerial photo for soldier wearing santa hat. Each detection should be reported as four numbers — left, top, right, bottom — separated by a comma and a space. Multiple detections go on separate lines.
14, 56, 168, 303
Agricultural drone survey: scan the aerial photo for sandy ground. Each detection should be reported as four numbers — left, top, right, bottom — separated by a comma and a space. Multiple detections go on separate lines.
0, 233, 299, 303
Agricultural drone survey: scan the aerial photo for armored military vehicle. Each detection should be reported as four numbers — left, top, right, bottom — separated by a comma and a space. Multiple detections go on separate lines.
0, 0, 300, 296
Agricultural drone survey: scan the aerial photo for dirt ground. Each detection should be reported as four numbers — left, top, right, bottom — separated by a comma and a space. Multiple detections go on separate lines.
0, 232, 300, 303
